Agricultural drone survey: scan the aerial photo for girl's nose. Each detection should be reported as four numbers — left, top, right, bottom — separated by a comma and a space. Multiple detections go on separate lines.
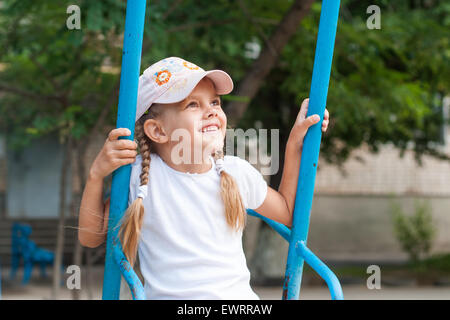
206, 105, 218, 118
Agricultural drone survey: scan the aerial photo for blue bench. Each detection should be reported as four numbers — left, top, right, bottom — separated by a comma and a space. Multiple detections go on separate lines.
10, 223, 55, 285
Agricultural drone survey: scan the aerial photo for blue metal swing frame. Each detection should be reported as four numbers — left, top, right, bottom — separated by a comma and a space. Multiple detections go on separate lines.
102, 0, 343, 300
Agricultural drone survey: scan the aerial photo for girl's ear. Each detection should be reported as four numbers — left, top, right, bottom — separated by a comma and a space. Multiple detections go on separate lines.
143, 119, 169, 144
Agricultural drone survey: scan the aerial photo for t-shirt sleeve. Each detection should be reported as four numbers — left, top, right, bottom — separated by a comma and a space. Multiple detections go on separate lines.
236, 157, 268, 210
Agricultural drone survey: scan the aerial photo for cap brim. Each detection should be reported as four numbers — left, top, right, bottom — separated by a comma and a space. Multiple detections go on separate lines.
154, 69, 234, 104
204, 70, 234, 95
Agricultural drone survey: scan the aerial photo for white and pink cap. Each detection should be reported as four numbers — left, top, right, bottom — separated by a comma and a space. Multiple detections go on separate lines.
136, 57, 234, 122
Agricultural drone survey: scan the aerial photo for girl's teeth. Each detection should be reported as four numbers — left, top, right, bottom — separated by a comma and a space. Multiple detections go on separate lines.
202, 126, 218, 132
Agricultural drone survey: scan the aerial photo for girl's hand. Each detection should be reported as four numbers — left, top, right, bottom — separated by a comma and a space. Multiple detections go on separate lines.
89, 128, 138, 180
287, 98, 330, 150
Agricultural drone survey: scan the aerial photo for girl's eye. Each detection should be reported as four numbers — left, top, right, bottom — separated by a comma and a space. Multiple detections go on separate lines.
186, 100, 220, 109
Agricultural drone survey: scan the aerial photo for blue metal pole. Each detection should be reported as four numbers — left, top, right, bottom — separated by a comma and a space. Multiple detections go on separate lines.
296, 241, 344, 300
113, 245, 146, 300
102, 0, 147, 300
282, 0, 340, 300
247, 209, 291, 242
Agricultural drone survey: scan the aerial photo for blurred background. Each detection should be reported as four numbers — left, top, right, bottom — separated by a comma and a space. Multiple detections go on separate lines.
0, 0, 449, 300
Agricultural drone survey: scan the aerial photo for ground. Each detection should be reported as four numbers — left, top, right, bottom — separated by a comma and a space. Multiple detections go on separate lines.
1, 266, 450, 300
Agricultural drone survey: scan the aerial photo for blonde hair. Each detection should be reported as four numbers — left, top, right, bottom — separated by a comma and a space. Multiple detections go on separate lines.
119, 103, 246, 266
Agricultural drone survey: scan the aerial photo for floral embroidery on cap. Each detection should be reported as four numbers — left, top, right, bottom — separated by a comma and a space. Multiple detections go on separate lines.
182, 61, 199, 70
155, 70, 171, 86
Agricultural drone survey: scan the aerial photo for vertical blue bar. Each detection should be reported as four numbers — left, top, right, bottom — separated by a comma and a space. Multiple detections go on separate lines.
102, 0, 147, 300
282, 0, 340, 300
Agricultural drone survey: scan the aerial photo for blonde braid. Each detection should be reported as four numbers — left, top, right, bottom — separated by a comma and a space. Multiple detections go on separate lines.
119, 122, 151, 266
137, 124, 151, 187
213, 149, 246, 231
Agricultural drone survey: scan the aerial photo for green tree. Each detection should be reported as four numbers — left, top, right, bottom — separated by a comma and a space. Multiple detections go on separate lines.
390, 199, 436, 263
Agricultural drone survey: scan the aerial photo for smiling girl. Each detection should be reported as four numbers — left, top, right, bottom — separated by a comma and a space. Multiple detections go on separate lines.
78, 57, 329, 299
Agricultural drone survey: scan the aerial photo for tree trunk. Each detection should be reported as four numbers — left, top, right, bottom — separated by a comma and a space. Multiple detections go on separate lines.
71, 240, 83, 300
227, 0, 314, 283
69, 83, 118, 299
249, 223, 290, 286
85, 248, 94, 300
249, 128, 290, 283
71, 141, 88, 300
226, 0, 315, 126
52, 137, 73, 299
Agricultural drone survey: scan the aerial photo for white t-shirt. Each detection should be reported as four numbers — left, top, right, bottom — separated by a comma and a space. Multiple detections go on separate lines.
128, 153, 268, 300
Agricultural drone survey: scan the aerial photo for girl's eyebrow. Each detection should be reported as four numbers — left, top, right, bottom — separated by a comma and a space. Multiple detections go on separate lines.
186, 94, 220, 100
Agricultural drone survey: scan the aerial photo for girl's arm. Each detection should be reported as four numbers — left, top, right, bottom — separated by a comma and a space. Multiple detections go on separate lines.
78, 128, 137, 248
253, 99, 329, 227
78, 173, 110, 248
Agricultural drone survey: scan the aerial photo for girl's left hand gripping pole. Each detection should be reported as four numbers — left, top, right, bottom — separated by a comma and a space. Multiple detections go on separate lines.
102, 0, 147, 300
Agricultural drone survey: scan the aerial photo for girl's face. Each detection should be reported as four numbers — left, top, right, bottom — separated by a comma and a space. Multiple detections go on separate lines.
146, 77, 227, 163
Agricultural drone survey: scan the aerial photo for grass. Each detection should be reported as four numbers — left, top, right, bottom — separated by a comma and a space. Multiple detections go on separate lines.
301, 254, 450, 286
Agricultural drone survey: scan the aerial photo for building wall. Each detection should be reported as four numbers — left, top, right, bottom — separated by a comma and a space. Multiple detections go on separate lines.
308, 194, 450, 263
5, 135, 72, 219
309, 126, 450, 262
315, 142, 450, 196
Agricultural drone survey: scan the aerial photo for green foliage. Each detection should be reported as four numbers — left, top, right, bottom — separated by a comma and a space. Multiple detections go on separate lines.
390, 199, 436, 263
253, 0, 450, 167
419, 253, 450, 274
0, 0, 448, 168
